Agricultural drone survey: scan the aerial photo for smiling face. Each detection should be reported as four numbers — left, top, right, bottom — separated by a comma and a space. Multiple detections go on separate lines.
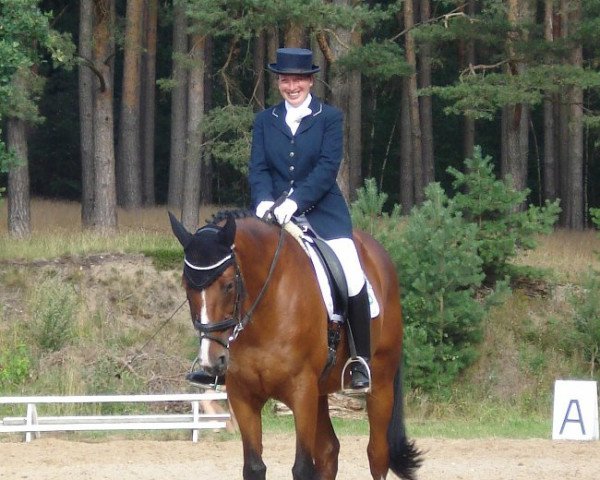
277, 74, 313, 107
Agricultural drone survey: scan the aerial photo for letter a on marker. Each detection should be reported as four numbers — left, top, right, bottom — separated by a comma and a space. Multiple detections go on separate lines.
559, 399, 586, 435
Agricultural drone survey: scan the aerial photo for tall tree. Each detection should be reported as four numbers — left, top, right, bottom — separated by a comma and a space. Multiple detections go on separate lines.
141, 0, 158, 205
501, 0, 533, 195
399, 79, 414, 213
404, 0, 424, 204
565, 0, 584, 229
117, 0, 144, 208
91, 0, 118, 233
1, 0, 74, 235
181, 33, 206, 230
542, 0, 557, 203
79, 0, 95, 226
419, 0, 434, 187
7, 72, 31, 238
167, 1, 188, 210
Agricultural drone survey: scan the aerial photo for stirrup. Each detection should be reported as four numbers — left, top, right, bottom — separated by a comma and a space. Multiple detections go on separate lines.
341, 356, 371, 395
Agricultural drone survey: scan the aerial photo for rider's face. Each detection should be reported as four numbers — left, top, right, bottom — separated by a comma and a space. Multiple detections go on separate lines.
277, 74, 313, 107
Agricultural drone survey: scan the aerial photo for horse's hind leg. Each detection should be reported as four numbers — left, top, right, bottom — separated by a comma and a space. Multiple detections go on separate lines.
314, 395, 340, 480
366, 370, 395, 479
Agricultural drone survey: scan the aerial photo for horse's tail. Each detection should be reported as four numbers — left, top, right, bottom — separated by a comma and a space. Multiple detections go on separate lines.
387, 363, 422, 480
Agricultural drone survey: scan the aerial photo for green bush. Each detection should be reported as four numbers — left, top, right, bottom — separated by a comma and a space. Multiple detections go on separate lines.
591, 208, 600, 229
351, 177, 403, 242
394, 183, 485, 392
352, 180, 486, 392
0, 343, 31, 388
32, 278, 78, 352
448, 146, 560, 282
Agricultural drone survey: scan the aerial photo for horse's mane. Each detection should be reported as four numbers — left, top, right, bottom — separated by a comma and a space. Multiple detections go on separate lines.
208, 209, 255, 224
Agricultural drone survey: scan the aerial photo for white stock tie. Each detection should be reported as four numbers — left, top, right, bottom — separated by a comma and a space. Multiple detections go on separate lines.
286, 106, 312, 135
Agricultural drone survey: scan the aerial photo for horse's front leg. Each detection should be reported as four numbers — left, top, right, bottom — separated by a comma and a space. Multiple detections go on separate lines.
286, 376, 321, 480
227, 386, 267, 480
314, 394, 340, 480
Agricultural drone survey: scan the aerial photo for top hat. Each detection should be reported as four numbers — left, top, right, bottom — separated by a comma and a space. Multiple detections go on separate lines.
267, 48, 320, 75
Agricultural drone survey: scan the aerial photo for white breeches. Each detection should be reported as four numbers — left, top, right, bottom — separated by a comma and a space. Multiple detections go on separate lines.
324, 238, 366, 297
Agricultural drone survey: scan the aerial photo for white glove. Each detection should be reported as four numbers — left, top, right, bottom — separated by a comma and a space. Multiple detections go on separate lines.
273, 198, 298, 225
255, 200, 275, 219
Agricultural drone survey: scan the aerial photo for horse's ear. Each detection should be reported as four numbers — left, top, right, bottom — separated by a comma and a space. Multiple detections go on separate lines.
220, 214, 236, 247
168, 211, 193, 249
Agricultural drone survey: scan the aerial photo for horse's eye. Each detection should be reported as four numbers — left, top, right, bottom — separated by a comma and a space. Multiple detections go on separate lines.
224, 281, 235, 294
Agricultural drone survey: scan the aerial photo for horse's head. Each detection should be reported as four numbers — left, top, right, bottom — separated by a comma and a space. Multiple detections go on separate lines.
169, 211, 242, 378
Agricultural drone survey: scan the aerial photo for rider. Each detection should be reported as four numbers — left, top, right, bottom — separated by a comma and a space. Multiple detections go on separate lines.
248, 47, 371, 390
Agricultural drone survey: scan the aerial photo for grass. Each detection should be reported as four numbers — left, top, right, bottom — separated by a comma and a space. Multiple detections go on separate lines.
0, 199, 225, 261
1, 199, 600, 440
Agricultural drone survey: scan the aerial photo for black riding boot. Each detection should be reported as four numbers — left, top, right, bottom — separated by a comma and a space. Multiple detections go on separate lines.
186, 370, 225, 387
347, 283, 371, 390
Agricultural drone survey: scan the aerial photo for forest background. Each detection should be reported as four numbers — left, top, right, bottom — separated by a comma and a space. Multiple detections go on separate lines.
3, 0, 600, 423
2, 0, 600, 235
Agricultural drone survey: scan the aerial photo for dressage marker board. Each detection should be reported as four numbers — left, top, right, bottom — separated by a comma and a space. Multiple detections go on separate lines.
552, 380, 599, 441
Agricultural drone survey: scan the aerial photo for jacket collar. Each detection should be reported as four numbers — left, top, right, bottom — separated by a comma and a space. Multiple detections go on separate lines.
270, 97, 323, 137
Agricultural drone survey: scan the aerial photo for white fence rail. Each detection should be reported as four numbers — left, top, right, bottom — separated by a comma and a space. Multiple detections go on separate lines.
0, 393, 229, 443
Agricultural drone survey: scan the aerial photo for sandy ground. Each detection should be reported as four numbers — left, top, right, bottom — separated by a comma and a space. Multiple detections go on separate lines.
1, 434, 599, 479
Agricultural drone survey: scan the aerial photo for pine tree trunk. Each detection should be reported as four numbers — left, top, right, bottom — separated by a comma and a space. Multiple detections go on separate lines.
558, 0, 570, 225
566, 0, 584, 229
117, 0, 144, 208
285, 23, 305, 48
167, 2, 188, 210
266, 27, 279, 103
311, 36, 327, 101
92, 0, 117, 233
141, 0, 157, 205
181, 34, 205, 231
404, 0, 424, 204
329, 0, 352, 201
501, 0, 531, 198
347, 26, 362, 198
200, 35, 213, 205
399, 78, 414, 213
463, 0, 477, 159
7, 83, 31, 239
79, 0, 95, 226
542, 0, 557, 202
419, 0, 434, 187
253, 32, 266, 110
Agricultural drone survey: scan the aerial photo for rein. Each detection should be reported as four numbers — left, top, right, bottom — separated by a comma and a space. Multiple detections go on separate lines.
193, 224, 286, 347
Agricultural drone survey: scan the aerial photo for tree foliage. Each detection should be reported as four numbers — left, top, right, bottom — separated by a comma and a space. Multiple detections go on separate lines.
0, 0, 74, 195
448, 146, 561, 281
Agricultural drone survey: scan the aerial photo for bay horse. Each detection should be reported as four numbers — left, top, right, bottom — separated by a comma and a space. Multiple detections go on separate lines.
169, 210, 421, 480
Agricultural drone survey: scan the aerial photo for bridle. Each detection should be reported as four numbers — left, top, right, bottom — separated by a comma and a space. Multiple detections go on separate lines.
191, 225, 286, 349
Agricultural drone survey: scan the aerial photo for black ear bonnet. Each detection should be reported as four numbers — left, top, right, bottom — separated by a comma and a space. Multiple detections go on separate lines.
182, 225, 234, 289
169, 212, 237, 290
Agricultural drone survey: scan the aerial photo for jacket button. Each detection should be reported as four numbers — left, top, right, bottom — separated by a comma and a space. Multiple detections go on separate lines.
289, 152, 295, 157
289, 165, 295, 172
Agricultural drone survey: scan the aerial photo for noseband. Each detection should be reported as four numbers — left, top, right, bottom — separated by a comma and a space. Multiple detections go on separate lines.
191, 226, 286, 349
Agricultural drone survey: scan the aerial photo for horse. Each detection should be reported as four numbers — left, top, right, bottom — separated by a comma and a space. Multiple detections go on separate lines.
169, 210, 421, 480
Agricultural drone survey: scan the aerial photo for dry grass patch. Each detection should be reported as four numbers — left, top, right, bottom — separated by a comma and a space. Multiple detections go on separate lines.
512, 229, 600, 282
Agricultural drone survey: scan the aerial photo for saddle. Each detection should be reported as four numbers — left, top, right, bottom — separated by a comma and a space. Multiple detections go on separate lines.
281, 222, 350, 377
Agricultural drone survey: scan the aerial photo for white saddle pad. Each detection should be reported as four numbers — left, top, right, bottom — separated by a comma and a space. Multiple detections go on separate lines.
303, 239, 380, 322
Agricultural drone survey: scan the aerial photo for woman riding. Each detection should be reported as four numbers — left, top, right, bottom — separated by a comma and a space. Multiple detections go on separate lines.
248, 47, 371, 390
